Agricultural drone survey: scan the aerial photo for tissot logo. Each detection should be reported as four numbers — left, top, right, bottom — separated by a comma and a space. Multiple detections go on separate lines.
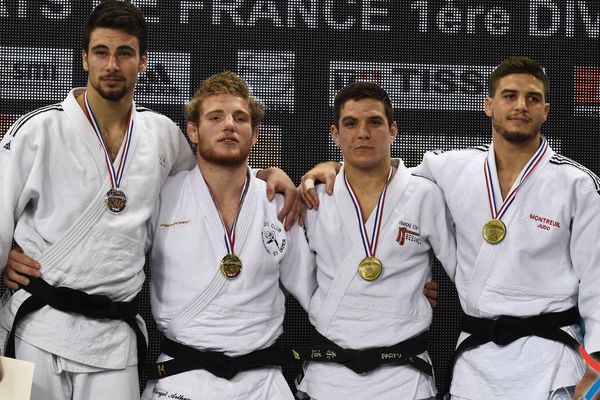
0, 47, 72, 100
574, 66, 600, 116
329, 62, 494, 111
135, 52, 190, 104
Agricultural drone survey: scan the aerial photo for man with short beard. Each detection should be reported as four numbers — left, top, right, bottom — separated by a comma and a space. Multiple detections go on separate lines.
300, 57, 600, 399
0, 2, 298, 399
142, 71, 316, 400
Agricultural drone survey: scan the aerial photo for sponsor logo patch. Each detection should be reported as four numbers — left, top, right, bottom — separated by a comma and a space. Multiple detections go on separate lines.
262, 221, 286, 256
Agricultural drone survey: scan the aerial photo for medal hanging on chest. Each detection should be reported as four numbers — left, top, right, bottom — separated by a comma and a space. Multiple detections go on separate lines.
84, 92, 134, 214
206, 174, 250, 279
344, 168, 392, 281
483, 138, 549, 244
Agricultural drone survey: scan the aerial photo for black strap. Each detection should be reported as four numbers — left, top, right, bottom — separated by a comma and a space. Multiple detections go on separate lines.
148, 338, 285, 380
290, 330, 433, 376
5, 277, 147, 380
443, 307, 581, 395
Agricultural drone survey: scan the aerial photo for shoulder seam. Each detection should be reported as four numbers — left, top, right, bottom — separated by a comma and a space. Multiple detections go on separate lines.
430, 144, 489, 155
549, 154, 600, 193
8, 104, 63, 138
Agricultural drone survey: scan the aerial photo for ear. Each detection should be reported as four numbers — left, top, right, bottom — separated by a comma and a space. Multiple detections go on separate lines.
138, 52, 148, 74
82, 49, 89, 72
484, 97, 493, 118
187, 121, 199, 144
543, 102, 549, 123
251, 126, 259, 146
330, 124, 340, 147
389, 121, 398, 144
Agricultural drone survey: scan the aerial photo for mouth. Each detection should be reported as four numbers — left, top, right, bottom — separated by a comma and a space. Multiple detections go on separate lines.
101, 76, 125, 84
508, 115, 530, 123
218, 137, 239, 144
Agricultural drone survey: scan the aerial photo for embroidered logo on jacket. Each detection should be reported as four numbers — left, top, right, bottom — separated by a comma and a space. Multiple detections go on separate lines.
262, 221, 286, 256
396, 221, 421, 246
158, 219, 190, 229
1, 139, 10, 153
529, 213, 561, 232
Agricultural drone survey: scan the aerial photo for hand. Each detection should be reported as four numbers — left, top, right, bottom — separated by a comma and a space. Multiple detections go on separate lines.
258, 167, 303, 230
574, 366, 600, 400
299, 161, 341, 210
2, 247, 41, 289
424, 281, 438, 309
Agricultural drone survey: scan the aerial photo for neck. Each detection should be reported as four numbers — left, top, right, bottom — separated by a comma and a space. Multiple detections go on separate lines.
493, 131, 542, 176
77, 85, 133, 130
344, 161, 391, 195
198, 158, 248, 211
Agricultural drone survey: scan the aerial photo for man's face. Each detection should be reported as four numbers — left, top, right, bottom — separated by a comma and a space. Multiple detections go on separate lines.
485, 73, 549, 143
83, 27, 147, 102
331, 98, 397, 171
188, 94, 258, 167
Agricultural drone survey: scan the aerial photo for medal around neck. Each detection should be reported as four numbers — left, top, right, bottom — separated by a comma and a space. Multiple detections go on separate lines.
220, 254, 242, 279
105, 188, 127, 214
358, 256, 383, 281
483, 219, 506, 244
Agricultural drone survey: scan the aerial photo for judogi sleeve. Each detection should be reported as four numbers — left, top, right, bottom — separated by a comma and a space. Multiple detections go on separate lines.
571, 176, 600, 354
0, 118, 43, 270
276, 197, 317, 311
419, 179, 457, 281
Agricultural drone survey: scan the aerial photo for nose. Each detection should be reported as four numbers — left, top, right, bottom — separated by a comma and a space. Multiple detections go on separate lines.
357, 121, 370, 139
223, 114, 235, 130
106, 55, 119, 71
514, 95, 527, 111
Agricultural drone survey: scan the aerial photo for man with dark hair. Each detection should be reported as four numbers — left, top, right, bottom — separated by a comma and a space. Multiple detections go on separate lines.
295, 81, 456, 400
0, 1, 298, 399
142, 71, 315, 400
299, 56, 600, 399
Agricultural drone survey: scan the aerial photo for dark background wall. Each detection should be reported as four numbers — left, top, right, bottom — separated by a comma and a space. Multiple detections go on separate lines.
1, 0, 599, 397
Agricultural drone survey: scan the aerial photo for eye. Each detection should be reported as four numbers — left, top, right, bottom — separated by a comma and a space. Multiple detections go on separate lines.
503, 93, 516, 100
94, 49, 108, 57
343, 120, 356, 128
234, 115, 249, 123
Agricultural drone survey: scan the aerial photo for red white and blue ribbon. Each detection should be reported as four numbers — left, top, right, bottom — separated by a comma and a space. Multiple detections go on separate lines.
205, 174, 249, 255
344, 168, 393, 258
484, 137, 549, 221
84, 91, 134, 190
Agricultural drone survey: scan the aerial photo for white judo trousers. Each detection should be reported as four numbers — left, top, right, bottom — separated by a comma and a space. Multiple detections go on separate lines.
0, 88, 195, 400
414, 139, 600, 399
143, 166, 316, 400
296, 162, 457, 400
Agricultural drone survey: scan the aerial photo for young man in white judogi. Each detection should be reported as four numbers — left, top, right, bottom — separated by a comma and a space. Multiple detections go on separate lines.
294, 82, 456, 400
142, 71, 316, 400
0, 3, 299, 399
299, 57, 600, 400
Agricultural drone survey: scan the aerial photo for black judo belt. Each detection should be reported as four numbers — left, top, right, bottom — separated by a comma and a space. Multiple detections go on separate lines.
5, 277, 147, 376
444, 307, 580, 394
290, 330, 433, 376
148, 337, 286, 380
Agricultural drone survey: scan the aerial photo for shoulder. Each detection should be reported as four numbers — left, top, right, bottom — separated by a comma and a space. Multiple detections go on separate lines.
547, 153, 600, 196
423, 144, 489, 161
161, 169, 193, 199
135, 106, 181, 133
5, 103, 64, 139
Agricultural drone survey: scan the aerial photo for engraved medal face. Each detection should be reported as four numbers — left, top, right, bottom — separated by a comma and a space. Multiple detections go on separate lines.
220, 254, 242, 279
483, 219, 506, 244
358, 256, 383, 281
105, 188, 127, 214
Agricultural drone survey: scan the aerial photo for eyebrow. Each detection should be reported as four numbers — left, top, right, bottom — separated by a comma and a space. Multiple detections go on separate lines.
90, 44, 136, 52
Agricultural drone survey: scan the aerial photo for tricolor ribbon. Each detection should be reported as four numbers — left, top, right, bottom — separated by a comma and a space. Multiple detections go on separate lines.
484, 137, 549, 221
205, 174, 249, 255
344, 168, 393, 259
84, 91, 134, 190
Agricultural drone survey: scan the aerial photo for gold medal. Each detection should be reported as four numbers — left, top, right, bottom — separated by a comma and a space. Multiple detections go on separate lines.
358, 256, 382, 281
105, 188, 127, 214
220, 254, 242, 279
483, 219, 506, 244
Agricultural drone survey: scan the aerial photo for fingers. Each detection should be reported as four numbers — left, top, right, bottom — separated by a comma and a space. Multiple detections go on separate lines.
3, 248, 42, 289
280, 187, 303, 231
299, 175, 319, 210
424, 281, 439, 309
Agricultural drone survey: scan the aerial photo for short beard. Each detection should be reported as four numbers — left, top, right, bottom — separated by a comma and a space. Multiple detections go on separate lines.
198, 145, 250, 168
95, 85, 129, 101
493, 121, 540, 144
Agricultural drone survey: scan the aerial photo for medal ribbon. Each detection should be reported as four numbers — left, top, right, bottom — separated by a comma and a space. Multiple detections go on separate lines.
84, 91, 134, 190
344, 168, 393, 258
484, 137, 549, 220
205, 173, 250, 255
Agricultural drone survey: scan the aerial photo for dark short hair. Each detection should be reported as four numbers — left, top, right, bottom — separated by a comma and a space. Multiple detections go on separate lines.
83, 0, 148, 55
489, 56, 549, 99
333, 82, 394, 128
186, 71, 265, 129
